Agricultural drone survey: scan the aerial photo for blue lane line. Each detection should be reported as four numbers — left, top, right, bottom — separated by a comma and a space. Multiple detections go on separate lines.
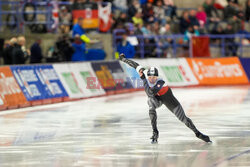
210, 149, 250, 167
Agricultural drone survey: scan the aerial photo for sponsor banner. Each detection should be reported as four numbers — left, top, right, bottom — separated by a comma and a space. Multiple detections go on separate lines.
69, 62, 105, 97
91, 61, 133, 92
120, 59, 149, 89
34, 65, 68, 99
11, 66, 46, 101
53, 64, 84, 98
186, 57, 249, 85
146, 58, 199, 86
239, 58, 250, 81
72, 3, 99, 29
0, 66, 28, 108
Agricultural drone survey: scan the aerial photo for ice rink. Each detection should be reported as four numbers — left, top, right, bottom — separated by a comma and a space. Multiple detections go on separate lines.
0, 86, 250, 167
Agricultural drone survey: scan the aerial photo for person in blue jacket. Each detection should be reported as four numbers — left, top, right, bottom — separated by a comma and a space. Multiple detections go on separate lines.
72, 17, 91, 44
117, 33, 135, 59
71, 34, 86, 61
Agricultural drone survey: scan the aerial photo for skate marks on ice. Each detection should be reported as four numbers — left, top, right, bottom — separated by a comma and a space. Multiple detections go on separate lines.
0, 86, 250, 166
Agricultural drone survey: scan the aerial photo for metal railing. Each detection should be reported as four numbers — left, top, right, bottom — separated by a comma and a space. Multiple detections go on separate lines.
113, 29, 250, 58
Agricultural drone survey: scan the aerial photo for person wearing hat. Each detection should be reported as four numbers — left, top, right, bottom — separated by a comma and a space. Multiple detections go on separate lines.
118, 53, 211, 144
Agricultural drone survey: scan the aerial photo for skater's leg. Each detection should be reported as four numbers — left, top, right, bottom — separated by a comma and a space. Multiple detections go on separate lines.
148, 97, 162, 142
172, 105, 198, 133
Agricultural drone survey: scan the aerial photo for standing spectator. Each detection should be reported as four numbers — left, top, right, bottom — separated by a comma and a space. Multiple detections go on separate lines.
72, 17, 91, 44
142, 2, 155, 24
179, 11, 190, 34
12, 36, 30, 64
128, 0, 142, 18
245, 0, 250, 21
71, 34, 86, 61
117, 33, 135, 58
55, 35, 75, 61
153, 0, 166, 25
196, 6, 207, 29
59, 6, 72, 34
30, 39, 43, 64
3, 37, 17, 65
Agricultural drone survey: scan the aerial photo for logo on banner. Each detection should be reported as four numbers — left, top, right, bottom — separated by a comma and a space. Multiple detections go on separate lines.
95, 65, 116, 88
80, 71, 97, 92
161, 65, 190, 83
62, 72, 82, 94
0, 72, 22, 97
191, 60, 243, 80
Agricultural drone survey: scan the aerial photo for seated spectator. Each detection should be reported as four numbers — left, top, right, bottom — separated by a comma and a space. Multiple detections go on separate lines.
3, 37, 17, 65
163, 0, 177, 19
214, 0, 228, 10
196, 6, 207, 29
113, 12, 130, 29
128, 0, 142, 18
211, 25, 225, 43
12, 36, 30, 64
224, 24, 238, 56
245, 0, 250, 21
184, 26, 200, 42
59, 6, 72, 34
189, 9, 199, 27
158, 24, 173, 56
30, 39, 43, 64
132, 12, 144, 26
113, 0, 128, 12
153, 0, 166, 25
223, 0, 237, 20
142, 2, 155, 24
179, 10, 190, 34
117, 32, 135, 58
71, 34, 86, 61
203, 0, 220, 32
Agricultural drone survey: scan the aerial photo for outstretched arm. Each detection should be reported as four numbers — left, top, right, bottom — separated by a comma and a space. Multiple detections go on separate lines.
119, 53, 144, 71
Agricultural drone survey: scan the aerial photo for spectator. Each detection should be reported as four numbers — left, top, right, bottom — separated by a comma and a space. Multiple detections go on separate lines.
55, 35, 75, 61
113, 12, 129, 29
158, 24, 173, 56
179, 10, 190, 34
71, 34, 86, 61
12, 36, 30, 64
184, 26, 200, 42
59, 6, 72, 34
132, 11, 144, 26
113, 0, 128, 12
72, 17, 91, 44
30, 39, 43, 64
196, 6, 207, 29
203, 0, 220, 32
117, 33, 135, 58
128, 0, 142, 18
228, 15, 241, 33
224, 24, 238, 56
142, 2, 155, 24
134, 23, 143, 35
189, 9, 199, 27
245, 0, 250, 21
211, 25, 225, 43
3, 37, 17, 65
163, 0, 177, 19
153, 0, 166, 25
224, 0, 237, 20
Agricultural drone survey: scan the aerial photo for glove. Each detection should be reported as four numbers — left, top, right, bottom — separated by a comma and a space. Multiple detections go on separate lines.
119, 53, 126, 61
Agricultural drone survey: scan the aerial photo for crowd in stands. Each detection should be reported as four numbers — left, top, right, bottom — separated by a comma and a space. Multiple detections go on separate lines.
2, 0, 250, 64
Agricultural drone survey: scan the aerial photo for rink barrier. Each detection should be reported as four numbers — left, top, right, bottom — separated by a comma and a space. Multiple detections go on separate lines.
1, 57, 250, 111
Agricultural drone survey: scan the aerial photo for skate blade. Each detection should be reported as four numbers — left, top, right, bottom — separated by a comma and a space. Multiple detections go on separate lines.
151, 140, 158, 144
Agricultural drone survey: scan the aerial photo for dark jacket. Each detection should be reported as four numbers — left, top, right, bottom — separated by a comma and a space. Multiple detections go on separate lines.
3, 45, 14, 65
12, 44, 27, 64
30, 42, 43, 63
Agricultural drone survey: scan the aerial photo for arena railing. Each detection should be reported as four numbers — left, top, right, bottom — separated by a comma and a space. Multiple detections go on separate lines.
113, 29, 250, 58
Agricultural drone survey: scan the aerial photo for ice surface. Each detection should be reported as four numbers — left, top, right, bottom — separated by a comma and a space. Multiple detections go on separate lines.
0, 86, 250, 167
